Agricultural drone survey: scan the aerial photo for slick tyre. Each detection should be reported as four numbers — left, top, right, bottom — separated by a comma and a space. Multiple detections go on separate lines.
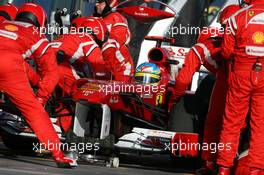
168, 97, 195, 133
2, 135, 36, 153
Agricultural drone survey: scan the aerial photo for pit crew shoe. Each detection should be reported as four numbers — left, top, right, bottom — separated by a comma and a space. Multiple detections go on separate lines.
196, 161, 215, 175
53, 151, 78, 168
217, 166, 230, 175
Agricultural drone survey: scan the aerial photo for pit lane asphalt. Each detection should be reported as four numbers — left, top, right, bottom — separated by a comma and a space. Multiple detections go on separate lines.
0, 141, 199, 175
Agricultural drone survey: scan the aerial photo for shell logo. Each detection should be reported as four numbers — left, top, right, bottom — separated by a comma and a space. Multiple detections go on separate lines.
4, 25, 18, 32
252, 32, 264, 44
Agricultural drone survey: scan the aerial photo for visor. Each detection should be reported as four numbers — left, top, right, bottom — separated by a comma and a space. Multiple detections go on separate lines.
135, 72, 160, 84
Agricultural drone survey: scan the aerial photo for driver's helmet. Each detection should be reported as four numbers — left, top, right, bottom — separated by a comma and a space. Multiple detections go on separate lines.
135, 62, 161, 85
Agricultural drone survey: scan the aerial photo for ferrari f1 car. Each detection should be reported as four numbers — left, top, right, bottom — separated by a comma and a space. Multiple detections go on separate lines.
0, 0, 215, 168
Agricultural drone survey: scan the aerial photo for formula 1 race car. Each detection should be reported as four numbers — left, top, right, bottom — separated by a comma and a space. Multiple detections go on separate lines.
0, 0, 214, 168
67, 32, 206, 165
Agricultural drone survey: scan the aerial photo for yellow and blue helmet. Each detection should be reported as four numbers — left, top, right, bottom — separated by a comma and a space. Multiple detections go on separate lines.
135, 62, 161, 84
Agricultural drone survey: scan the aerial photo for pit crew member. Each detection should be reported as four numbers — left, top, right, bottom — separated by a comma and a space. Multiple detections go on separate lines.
216, 0, 264, 174
0, 3, 77, 167
51, 17, 109, 132
195, 5, 241, 175
94, 0, 134, 81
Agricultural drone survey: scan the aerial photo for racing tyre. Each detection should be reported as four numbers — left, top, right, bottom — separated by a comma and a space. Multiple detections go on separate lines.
194, 74, 216, 137
168, 95, 196, 133
2, 134, 36, 153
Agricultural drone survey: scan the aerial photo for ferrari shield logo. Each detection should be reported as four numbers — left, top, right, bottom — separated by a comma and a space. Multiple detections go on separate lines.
248, 11, 254, 17
252, 32, 264, 44
156, 93, 163, 106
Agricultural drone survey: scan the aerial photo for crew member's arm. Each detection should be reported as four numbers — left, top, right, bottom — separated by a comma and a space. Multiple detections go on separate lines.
35, 47, 59, 105
110, 25, 130, 45
83, 44, 108, 78
221, 17, 236, 59
101, 39, 134, 81
105, 13, 131, 45
27, 31, 59, 105
24, 61, 40, 87
174, 46, 203, 100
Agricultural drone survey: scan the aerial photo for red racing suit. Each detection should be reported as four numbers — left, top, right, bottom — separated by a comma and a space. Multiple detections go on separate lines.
0, 21, 43, 97
0, 20, 61, 153
174, 38, 228, 162
201, 61, 229, 162
12, 25, 58, 104
217, 3, 264, 170
103, 12, 131, 45
26, 47, 58, 104
25, 62, 40, 87
0, 19, 42, 88
102, 12, 134, 81
174, 38, 221, 98
51, 33, 107, 132
102, 38, 134, 81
